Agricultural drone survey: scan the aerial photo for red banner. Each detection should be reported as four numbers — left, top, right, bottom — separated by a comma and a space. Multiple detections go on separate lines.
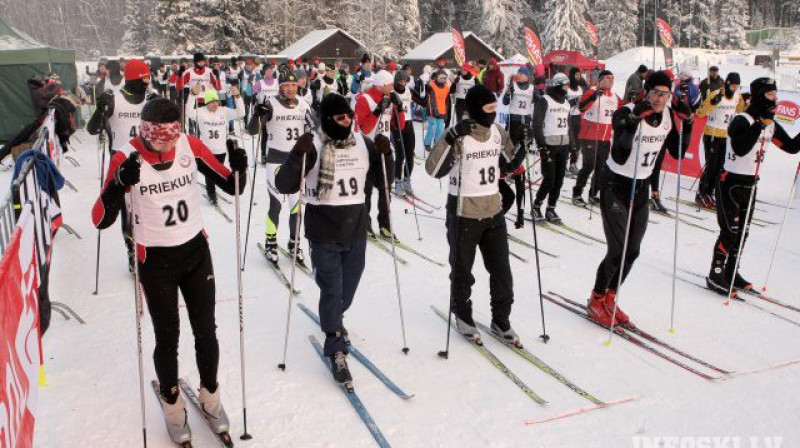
656, 17, 675, 48
452, 28, 466, 68
524, 27, 544, 66
0, 204, 41, 448
583, 13, 598, 49
776, 100, 799, 125
661, 116, 705, 179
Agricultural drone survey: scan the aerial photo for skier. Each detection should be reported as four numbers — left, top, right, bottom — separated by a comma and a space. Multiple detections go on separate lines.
572, 70, 623, 206
391, 70, 422, 196
532, 72, 572, 223
103, 60, 124, 94
87, 59, 158, 272
273, 93, 393, 384
350, 54, 374, 96
482, 58, 504, 96
648, 68, 699, 213
452, 64, 477, 120
194, 88, 245, 205
588, 71, 690, 326
311, 64, 345, 112
353, 70, 405, 239
295, 69, 314, 106
245, 71, 312, 265
705, 78, 800, 296
624, 65, 648, 103
423, 70, 452, 152
177, 53, 220, 135
91, 98, 247, 445
567, 67, 587, 176
698, 66, 724, 101
252, 63, 279, 106
694, 72, 745, 208
502, 66, 536, 226
425, 84, 525, 344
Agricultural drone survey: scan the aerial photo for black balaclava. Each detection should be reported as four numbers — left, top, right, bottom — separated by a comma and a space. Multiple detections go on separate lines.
320, 93, 353, 141
107, 60, 122, 85
462, 70, 473, 80
465, 84, 497, 127
725, 72, 741, 99
124, 79, 148, 98
569, 67, 581, 90
747, 77, 777, 120
394, 72, 407, 94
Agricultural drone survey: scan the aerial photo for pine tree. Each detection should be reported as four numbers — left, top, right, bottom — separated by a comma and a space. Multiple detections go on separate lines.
215, 0, 261, 53
392, 0, 421, 57
543, 0, 589, 52
595, 0, 638, 58
682, 0, 717, 49
479, 0, 524, 56
157, 0, 191, 54
716, 0, 750, 49
121, 0, 152, 54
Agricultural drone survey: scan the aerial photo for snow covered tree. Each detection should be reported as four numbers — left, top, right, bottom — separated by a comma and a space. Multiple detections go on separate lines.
479, 0, 525, 56
716, 0, 750, 49
214, 0, 261, 54
682, 0, 717, 49
595, 0, 638, 58
543, 0, 589, 52
391, 0, 422, 57
121, 0, 154, 54
157, 0, 191, 54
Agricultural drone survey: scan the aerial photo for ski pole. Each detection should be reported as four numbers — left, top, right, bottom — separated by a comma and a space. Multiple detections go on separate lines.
232, 165, 253, 440
725, 137, 767, 304
241, 117, 261, 270
524, 138, 549, 343
395, 107, 422, 241
438, 136, 465, 360
93, 112, 107, 295
380, 149, 410, 354
606, 123, 646, 346
127, 153, 148, 448
278, 154, 307, 370
669, 118, 685, 332
588, 95, 608, 220
762, 161, 800, 293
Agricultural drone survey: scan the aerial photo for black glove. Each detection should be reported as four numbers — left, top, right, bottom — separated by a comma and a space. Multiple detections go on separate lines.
538, 145, 550, 161
96, 92, 112, 112
292, 132, 316, 156
390, 92, 403, 108
710, 91, 723, 106
372, 98, 390, 117
591, 88, 603, 100
673, 98, 693, 120
115, 152, 140, 187
254, 102, 272, 121
358, 72, 366, 82
445, 119, 475, 145
227, 141, 248, 171
374, 134, 392, 155
632, 100, 654, 119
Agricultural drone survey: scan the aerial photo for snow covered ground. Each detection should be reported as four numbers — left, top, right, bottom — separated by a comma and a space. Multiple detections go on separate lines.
11, 111, 800, 447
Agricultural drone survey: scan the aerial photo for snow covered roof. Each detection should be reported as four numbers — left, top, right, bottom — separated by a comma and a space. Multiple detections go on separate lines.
499, 54, 529, 66
282, 29, 366, 60
403, 32, 502, 61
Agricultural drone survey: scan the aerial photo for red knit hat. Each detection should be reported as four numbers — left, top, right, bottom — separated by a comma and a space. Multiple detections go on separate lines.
124, 59, 151, 81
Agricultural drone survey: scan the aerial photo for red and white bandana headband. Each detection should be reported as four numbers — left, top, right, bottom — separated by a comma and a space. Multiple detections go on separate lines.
139, 120, 181, 145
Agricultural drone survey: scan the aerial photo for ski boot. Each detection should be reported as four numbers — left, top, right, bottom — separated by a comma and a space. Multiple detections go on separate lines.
706, 246, 737, 298
604, 289, 632, 327
158, 390, 192, 445
264, 234, 279, 265
367, 227, 377, 240
198, 384, 230, 435
329, 351, 353, 385
568, 163, 580, 177
207, 189, 218, 206
572, 195, 587, 207
379, 227, 400, 244
531, 203, 545, 222
287, 238, 305, 266
650, 191, 667, 213
545, 206, 562, 224
394, 179, 406, 197
588, 195, 601, 206
726, 255, 754, 291
491, 321, 522, 348
587, 290, 618, 327
455, 314, 480, 342
403, 178, 414, 196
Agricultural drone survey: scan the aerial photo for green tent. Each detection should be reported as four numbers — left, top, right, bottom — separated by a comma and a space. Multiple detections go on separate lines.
0, 17, 77, 142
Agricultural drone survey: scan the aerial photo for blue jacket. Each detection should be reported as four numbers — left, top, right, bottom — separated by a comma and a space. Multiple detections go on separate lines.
13, 149, 65, 196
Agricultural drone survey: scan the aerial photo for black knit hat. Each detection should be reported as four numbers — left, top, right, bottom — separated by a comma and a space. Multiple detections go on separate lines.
193, 52, 205, 63
750, 77, 776, 97
726, 72, 741, 85
598, 70, 613, 81
141, 98, 181, 123
645, 70, 672, 91
320, 93, 353, 119
637, 64, 648, 73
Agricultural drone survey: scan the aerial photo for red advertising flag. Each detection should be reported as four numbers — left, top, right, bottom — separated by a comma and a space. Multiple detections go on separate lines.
775, 100, 799, 126
452, 28, 466, 67
524, 27, 544, 66
656, 15, 675, 48
583, 12, 598, 49
0, 204, 41, 448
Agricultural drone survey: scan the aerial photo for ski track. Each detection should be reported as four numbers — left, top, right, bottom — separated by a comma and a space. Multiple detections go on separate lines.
9, 104, 800, 447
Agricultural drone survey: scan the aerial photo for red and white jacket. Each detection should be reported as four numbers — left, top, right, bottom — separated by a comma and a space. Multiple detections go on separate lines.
354, 87, 405, 139
578, 88, 624, 142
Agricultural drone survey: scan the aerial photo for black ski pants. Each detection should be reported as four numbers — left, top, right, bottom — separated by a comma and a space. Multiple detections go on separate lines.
139, 232, 219, 398
568, 115, 582, 164
593, 171, 650, 293
700, 135, 727, 197
712, 171, 756, 261
204, 153, 226, 201
446, 206, 514, 328
391, 122, 416, 180
573, 139, 610, 199
365, 178, 391, 231
535, 144, 569, 207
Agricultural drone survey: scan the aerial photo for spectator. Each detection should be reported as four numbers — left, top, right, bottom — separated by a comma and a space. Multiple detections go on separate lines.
624, 64, 647, 103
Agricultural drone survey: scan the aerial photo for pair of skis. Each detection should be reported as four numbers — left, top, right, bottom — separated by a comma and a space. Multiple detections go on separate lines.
300, 303, 410, 448
368, 232, 444, 266
150, 379, 234, 448
543, 292, 732, 380
201, 194, 233, 223
509, 213, 594, 246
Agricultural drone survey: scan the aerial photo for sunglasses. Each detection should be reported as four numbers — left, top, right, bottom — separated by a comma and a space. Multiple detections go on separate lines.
650, 90, 672, 99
